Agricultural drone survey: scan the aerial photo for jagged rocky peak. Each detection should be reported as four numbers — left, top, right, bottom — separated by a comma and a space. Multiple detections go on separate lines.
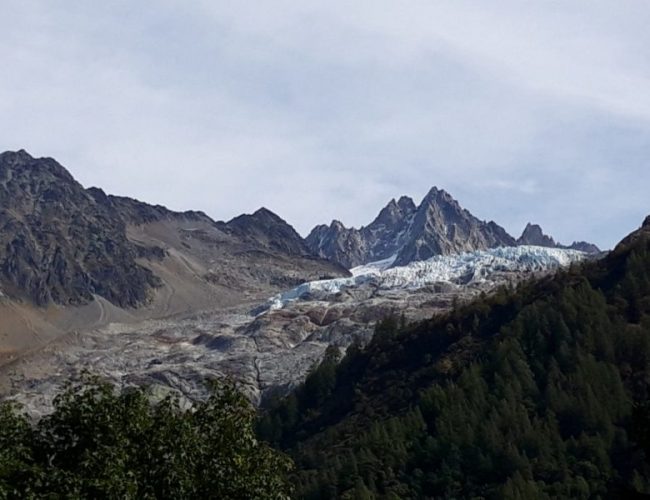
306, 186, 517, 269
392, 187, 516, 266
516, 222, 600, 254
568, 241, 601, 254
305, 219, 369, 269
221, 207, 312, 256
1, 149, 64, 174
517, 223, 557, 247
305, 195, 418, 269
0, 150, 81, 206
371, 196, 416, 228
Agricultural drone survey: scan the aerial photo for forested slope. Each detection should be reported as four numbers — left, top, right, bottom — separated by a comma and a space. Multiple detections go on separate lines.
260, 220, 650, 499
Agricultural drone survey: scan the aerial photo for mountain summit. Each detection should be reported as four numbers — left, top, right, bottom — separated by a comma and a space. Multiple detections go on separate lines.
306, 195, 417, 268
517, 222, 600, 254
307, 187, 516, 268
392, 187, 516, 266
307, 188, 600, 269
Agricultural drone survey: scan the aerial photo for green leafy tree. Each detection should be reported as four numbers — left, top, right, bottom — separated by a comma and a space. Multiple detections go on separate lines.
0, 378, 293, 499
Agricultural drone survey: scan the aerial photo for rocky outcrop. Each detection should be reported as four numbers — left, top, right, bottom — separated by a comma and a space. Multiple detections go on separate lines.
566, 241, 601, 253
0, 150, 348, 311
392, 188, 515, 266
517, 223, 557, 247
306, 196, 418, 268
363, 196, 418, 260
219, 207, 313, 256
0, 150, 161, 307
307, 187, 515, 268
305, 221, 369, 269
516, 222, 600, 254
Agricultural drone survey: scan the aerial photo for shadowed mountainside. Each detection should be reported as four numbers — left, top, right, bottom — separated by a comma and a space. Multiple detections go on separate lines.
0, 150, 348, 362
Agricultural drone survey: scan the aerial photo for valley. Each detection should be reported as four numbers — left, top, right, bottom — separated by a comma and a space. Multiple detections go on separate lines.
0, 150, 598, 416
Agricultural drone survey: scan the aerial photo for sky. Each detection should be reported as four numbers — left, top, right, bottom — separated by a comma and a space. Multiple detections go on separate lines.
2, 1, 650, 249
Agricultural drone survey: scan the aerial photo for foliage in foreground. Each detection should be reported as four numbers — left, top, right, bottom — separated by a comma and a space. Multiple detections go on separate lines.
0, 379, 292, 499
260, 233, 650, 498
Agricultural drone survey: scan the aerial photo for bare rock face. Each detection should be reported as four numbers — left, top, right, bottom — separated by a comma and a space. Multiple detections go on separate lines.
566, 241, 601, 253
0, 150, 161, 307
393, 188, 516, 266
307, 187, 515, 268
0, 150, 349, 312
516, 222, 601, 254
305, 221, 370, 269
219, 207, 313, 257
517, 223, 557, 247
306, 196, 418, 268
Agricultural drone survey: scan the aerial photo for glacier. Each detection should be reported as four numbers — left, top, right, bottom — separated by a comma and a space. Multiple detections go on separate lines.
267, 246, 586, 311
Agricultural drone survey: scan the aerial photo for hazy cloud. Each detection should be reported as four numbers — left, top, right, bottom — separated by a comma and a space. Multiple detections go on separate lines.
1, 1, 649, 249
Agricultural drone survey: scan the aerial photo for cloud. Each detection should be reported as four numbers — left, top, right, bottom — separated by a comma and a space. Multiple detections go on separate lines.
1, 0, 649, 249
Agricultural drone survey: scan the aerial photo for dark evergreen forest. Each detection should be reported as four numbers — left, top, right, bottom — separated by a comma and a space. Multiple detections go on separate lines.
259, 225, 650, 499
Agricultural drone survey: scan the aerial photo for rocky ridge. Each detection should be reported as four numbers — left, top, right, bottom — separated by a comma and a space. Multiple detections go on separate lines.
0, 150, 348, 363
307, 188, 600, 269
517, 222, 601, 254
0, 150, 346, 310
308, 187, 516, 268
0, 150, 161, 308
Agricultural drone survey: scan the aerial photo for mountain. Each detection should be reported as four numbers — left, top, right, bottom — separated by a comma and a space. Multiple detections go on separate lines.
517, 222, 601, 253
260, 216, 650, 498
0, 149, 603, 417
516, 222, 557, 247
218, 207, 314, 256
307, 187, 516, 268
306, 196, 417, 269
0, 150, 348, 362
0, 150, 161, 308
308, 189, 600, 270
393, 187, 516, 266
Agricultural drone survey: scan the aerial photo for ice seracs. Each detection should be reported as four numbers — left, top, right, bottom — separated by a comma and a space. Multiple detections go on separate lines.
266, 246, 586, 311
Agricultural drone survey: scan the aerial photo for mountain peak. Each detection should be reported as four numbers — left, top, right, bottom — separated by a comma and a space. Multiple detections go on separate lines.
397, 195, 416, 211
307, 187, 516, 268
422, 186, 453, 203
251, 207, 282, 221
370, 196, 417, 229
0, 149, 75, 184
0, 152, 160, 307
517, 223, 600, 253
517, 223, 557, 247
0, 149, 34, 162
392, 188, 514, 266
225, 208, 311, 256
